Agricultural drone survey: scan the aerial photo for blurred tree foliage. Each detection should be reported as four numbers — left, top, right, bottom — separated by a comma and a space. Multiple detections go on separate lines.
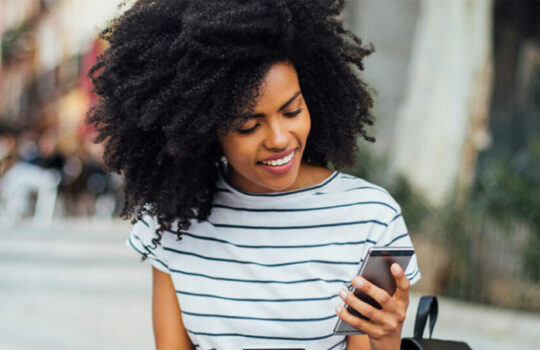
473, 137, 540, 228
1, 22, 34, 64
472, 137, 540, 279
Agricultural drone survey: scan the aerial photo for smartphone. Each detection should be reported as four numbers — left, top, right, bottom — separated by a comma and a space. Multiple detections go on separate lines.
333, 246, 414, 335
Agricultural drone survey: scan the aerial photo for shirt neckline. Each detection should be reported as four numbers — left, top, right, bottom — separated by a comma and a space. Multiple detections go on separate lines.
216, 163, 340, 202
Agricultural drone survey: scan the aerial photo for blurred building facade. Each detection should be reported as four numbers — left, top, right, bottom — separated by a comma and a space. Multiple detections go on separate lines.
0, 0, 124, 221
345, 0, 539, 206
0, 0, 123, 129
345, 0, 494, 206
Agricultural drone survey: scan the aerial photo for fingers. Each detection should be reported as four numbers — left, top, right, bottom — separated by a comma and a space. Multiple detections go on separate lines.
349, 264, 411, 306
335, 303, 401, 340
335, 305, 382, 338
391, 263, 410, 304
350, 275, 392, 309
338, 288, 382, 323
336, 264, 411, 339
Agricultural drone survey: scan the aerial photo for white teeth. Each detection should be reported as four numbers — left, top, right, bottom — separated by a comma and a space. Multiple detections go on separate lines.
261, 151, 294, 166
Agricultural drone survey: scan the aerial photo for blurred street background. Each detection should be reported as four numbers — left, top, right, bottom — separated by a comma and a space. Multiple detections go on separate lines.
1, 0, 540, 349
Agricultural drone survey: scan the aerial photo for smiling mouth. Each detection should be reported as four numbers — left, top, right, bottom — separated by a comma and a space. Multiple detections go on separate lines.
257, 149, 296, 167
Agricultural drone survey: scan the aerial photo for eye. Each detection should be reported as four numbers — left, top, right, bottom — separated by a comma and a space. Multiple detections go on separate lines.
236, 119, 259, 134
284, 108, 303, 118
237, 125, 259, 134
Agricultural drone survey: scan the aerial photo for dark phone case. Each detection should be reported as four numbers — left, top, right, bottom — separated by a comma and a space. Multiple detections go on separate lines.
348, 251, 412, 317
333, 247, 414, 334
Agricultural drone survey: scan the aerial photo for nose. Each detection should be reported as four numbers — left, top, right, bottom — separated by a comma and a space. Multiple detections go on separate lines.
263, 118, 289, 151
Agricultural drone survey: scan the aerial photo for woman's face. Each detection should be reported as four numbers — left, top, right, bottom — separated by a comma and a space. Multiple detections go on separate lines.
219, 62, 311, 193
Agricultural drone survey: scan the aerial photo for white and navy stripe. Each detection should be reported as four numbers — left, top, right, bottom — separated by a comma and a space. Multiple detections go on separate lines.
127, 171, 421, 350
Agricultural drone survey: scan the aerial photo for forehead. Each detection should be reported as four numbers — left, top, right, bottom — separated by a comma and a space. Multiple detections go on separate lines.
246, 62, 301, 111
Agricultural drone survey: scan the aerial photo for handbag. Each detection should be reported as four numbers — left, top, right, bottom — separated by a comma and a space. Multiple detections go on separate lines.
401, 296, 472, 350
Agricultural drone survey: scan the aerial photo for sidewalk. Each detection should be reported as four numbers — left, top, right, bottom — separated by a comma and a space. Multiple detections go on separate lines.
1, 218, 539, 349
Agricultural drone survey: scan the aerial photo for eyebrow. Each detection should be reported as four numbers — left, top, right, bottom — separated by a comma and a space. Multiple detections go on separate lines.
240, 91, 302, 119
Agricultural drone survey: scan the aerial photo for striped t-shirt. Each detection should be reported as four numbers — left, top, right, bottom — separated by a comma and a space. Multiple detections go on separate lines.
127, 170, 421, 350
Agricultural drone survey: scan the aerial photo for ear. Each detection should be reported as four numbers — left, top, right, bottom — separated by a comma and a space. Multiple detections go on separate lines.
212, 138, 226, 165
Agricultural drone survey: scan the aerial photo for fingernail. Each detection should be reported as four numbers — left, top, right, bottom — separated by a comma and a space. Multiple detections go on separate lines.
392, 263, 402, 274
339, 289, 348, 300
353, 277, 364, 288
335, 305, 343, 315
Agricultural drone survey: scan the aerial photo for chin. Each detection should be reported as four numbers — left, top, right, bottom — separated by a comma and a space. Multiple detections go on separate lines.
259, 171, 299, 192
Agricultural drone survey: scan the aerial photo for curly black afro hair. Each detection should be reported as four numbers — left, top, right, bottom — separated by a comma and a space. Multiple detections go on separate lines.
87, 0, 375, 245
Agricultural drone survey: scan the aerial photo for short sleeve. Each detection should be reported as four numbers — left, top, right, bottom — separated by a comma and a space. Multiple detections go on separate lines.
125, 215, 170, 273
376, 205, 422, 286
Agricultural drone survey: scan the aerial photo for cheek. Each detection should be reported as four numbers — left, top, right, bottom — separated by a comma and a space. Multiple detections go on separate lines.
228, 151, 253, 165
220, 136, 258, 165
298, 112, 311, 140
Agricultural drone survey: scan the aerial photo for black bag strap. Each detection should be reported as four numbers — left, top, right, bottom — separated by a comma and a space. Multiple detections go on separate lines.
413, 295, 438, 339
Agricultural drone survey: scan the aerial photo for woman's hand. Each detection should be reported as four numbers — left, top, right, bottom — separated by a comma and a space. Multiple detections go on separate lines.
336, 263, 410, 350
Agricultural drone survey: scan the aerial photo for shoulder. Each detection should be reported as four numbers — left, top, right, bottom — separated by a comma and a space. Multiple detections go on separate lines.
130, 213, 179, 246
127, 214, 172, 273
334, 172, 400, 210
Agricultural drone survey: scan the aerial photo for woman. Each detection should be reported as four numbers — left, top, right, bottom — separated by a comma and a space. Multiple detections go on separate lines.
88, 0, 421, 349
